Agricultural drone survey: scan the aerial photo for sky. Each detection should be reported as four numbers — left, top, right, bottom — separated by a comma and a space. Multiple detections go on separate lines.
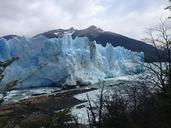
0, 0, 170, 40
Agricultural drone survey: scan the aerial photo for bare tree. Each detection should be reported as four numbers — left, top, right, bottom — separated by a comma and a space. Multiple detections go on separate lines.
143, 19, 171, 93
86, 81, 105, 128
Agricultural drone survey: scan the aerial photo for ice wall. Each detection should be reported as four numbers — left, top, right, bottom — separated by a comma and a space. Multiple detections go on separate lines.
0, 35, 144, 89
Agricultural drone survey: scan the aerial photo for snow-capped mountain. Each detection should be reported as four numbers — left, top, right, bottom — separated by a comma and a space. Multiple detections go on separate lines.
0, 34, 144, 89
35, 25, 102, 39
2, 35, 22, 40
2, 26, 161, 62
35, 26, 158, 62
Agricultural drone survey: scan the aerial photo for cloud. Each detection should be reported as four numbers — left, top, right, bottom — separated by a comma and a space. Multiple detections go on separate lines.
0, 0, 169, 39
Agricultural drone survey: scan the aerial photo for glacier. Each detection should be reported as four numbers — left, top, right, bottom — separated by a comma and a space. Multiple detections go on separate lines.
0, 35, 144, 89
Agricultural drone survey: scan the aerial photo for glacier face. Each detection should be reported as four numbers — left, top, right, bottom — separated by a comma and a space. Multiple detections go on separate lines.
0, 35, 144, 89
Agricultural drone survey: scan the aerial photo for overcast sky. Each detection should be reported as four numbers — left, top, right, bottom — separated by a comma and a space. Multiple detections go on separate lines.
0, 0, 169, 40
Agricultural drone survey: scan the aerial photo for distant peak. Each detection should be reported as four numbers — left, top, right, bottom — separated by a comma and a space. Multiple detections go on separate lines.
86, 25, 103, 32
88, 25, 98, 28
2, 35, 21, 40
68, 27, 75, 31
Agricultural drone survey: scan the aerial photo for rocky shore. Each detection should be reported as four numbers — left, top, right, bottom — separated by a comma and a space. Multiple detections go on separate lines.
0, 87, 96, 128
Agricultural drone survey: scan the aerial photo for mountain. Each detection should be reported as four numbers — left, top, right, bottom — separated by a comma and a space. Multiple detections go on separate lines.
2, 35, 21, 40
35, 25, 158, 62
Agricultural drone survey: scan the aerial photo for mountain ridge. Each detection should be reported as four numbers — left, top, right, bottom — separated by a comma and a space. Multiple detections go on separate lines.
2, 26, 160, 62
